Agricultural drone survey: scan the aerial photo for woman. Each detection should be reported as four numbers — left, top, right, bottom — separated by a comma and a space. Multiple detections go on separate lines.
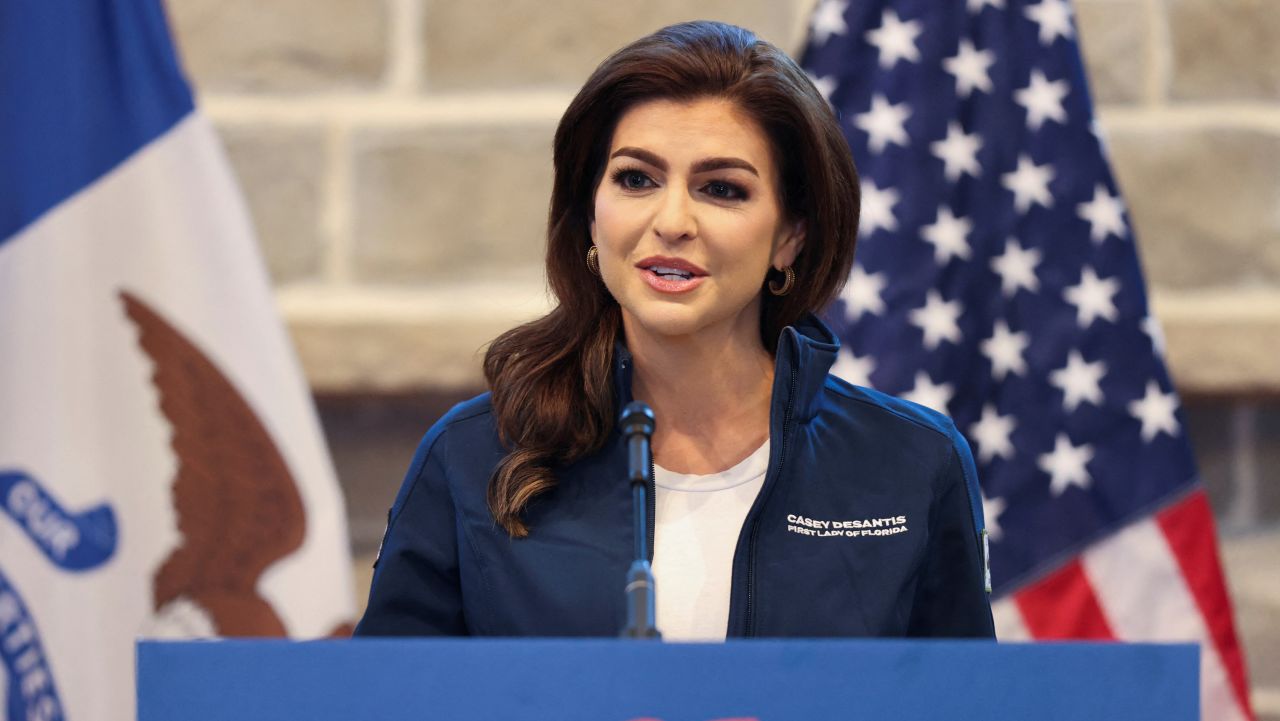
355, 21, 994, 639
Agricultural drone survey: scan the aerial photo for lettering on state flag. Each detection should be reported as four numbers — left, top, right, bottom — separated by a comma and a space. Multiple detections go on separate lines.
1, 472, 117, 572
0, 573, 66, 721
0, 468, 118, 721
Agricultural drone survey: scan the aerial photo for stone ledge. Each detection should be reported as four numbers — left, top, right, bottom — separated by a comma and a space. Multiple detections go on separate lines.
281, 282, 552, 393
1098, 105, 1280, 132
201, 97, 1280, 131
283, 286, 1280, 397
1152, 290, 1280, 396
199, 91, 577, 126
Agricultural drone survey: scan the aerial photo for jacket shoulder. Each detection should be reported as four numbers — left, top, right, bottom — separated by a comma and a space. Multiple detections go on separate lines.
438, 392, 494, 427
822, 375, 959, 441
419, 392, 495, 446
399, 392, 495, 495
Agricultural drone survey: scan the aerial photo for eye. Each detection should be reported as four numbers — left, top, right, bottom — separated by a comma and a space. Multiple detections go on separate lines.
612, 168, 655, 191
702, 180, 747, 201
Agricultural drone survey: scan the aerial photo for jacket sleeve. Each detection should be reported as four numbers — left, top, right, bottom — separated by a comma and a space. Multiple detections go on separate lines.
353, 424, 468, 636
906, 426, 996, 638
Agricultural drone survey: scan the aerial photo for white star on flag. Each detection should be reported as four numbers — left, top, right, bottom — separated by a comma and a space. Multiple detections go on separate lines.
1090, 117, 1109, 147
1039, 433, 1093, 496
1001, 154, 1055, 212
909, 290, 963, 350
990, 238, 1042, 297
854, 94, 912, 153
981, 491, 1007, 542
1128, 380, 1181, 442
1077, 183, 1127, 243
943, 39, 995, 98
1015, 69, 1069, 130
971, 404, 1016, 464
809, 0, 850, 45
1025, 0, 1074, 46
831, 347, 876, 387
808, 73, 838, 103
968, 0, 1005, 12
1142, 315, 1167, 355
930, 122, 983, 181
921, 206, 973, 264
1049, 350, 1107, 412
902, 371, 954, 413
859, 180, 900, 236
981, 320, 1030, 380
866, 9, 923, 69
841, 265, 888, 321
1064, 266, 1120, 328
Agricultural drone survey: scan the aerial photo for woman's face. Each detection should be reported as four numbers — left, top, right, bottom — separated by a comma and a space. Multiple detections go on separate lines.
591, 96, 804, 347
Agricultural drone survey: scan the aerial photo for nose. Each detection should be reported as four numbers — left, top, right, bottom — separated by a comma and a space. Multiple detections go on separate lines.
652, 186, 697, 243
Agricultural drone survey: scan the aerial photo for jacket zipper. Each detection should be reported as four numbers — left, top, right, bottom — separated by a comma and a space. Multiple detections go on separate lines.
744, 363, 798, 636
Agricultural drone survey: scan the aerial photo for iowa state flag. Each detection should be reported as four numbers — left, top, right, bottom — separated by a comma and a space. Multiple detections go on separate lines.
0, 2, 355, 719
800, 0, 1252, 719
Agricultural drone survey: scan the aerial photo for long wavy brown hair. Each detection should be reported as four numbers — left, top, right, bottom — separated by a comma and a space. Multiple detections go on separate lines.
483, 21, 860, 536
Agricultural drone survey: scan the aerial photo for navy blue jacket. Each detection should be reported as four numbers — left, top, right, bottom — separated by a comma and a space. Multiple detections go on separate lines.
355, 315, 995, 638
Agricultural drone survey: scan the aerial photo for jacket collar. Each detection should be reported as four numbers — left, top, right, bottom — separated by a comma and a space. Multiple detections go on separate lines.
611, 312, 840, 424
775, 313, 840, 423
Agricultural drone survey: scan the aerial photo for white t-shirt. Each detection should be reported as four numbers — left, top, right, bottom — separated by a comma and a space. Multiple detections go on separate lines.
651, 440, 770, 641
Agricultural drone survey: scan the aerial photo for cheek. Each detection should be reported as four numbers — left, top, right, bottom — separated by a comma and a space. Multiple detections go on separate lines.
731, 213, 787, 267
592, 193, 640, 254
591, 195, 630, 291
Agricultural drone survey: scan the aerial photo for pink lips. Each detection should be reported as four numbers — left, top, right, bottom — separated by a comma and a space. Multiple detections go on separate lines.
635, 256, 708, 294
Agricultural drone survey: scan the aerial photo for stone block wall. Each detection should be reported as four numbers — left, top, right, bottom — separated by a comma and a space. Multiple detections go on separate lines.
167, 0, 1280, 395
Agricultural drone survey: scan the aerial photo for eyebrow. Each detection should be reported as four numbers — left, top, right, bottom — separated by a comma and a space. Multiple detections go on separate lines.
610, 147, 759, 177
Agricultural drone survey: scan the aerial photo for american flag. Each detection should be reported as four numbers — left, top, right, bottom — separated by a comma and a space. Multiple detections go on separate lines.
800, 1, 1253, 719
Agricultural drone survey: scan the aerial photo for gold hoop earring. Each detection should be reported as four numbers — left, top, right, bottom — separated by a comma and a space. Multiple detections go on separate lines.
586, 245, 600, 276
768, 265, 795, 296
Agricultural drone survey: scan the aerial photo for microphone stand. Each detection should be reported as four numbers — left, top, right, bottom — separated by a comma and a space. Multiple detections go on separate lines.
619, 401, 661, 639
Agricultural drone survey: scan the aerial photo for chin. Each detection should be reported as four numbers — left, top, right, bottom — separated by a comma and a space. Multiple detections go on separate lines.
624, 304, 708, 340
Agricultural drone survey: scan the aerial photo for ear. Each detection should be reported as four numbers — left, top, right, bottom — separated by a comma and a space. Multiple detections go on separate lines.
589, 217, 597, 244
772, 219, 806, 269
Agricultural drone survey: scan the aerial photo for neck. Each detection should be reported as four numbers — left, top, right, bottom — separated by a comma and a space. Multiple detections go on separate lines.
623, 312, 776, 474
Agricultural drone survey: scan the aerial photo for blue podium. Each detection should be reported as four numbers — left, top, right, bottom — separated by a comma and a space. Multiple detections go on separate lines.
136, 639, 1197, 721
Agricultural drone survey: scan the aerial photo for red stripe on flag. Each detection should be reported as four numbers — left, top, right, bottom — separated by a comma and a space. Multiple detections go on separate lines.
1014, 558, 1115, 639
1157, 490, 1255, 720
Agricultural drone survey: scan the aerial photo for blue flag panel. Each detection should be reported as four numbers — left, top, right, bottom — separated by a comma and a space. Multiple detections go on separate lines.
0, 0, 194, 242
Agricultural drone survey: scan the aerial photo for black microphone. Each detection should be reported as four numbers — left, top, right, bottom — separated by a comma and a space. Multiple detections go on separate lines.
619, 401, 661, 639
620, 401, 654, 487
